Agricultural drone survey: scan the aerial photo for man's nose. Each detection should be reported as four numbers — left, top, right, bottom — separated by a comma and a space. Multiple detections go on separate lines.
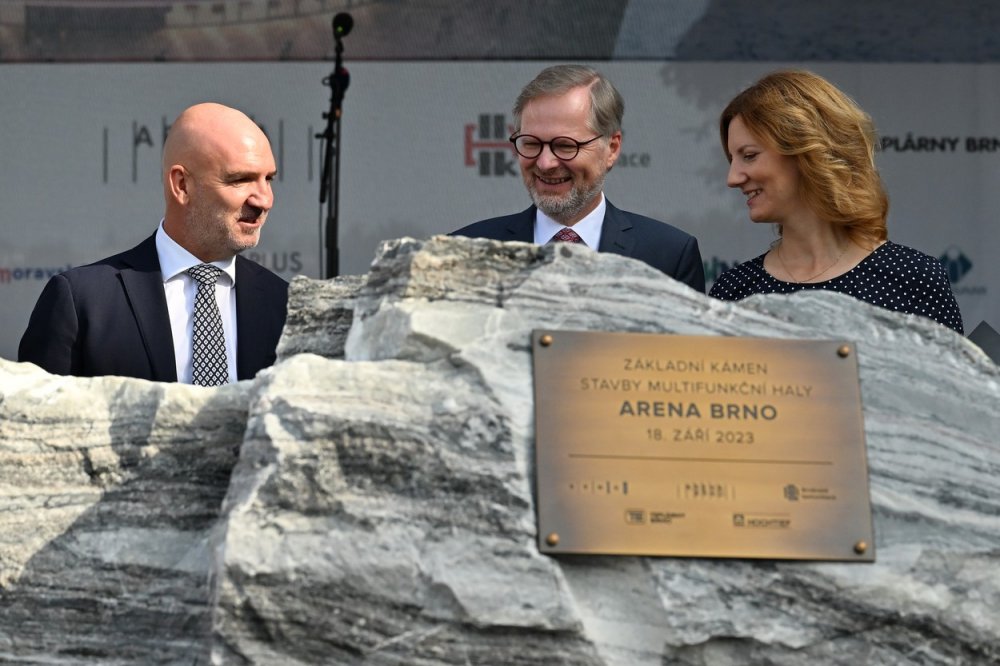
249, 179, 273, 210
535, 143, 562, 170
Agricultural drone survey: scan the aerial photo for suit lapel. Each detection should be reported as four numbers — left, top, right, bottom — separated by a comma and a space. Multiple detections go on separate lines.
117, 235, 177, 381
234, 257, 263, 380
504, 206, 536, 242
597, 200, 636, 258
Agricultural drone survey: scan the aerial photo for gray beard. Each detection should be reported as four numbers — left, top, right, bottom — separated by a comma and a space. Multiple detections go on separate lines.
529, 175, 606, 224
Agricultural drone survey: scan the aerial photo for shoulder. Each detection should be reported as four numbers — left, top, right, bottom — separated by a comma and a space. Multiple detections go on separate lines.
236, 255, 289, 294
451, 217, 505, 237
708, 254, 769, 300
609, 204, 697, 243
866, 241, 963, 333
451, 207, 532, 239
871, 240, 930, 260
24, 243, 153, 339
66, 233, 160, 277
870, 241, 948, 279
48, 239, 155, 290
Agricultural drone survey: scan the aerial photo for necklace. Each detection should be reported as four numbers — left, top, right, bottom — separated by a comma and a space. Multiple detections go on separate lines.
774, 242, 847, 284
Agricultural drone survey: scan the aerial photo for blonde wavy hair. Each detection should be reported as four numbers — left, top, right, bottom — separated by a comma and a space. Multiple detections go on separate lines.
719, 70, 888, 247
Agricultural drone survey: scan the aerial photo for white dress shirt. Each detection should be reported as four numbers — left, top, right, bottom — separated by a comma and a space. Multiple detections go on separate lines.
155, 223, 238, 384
533, 192, 606, 248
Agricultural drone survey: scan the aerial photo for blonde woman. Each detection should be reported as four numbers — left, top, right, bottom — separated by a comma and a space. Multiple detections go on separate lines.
709, 70, 963, 333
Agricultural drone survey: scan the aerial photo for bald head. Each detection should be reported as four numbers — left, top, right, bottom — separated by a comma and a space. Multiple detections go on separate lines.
162, 103, 277, 262
163, 103, 270, 176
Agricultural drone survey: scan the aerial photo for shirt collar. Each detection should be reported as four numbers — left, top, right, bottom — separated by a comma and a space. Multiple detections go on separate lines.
533, 192, 606, 248
155, 221, 236, 285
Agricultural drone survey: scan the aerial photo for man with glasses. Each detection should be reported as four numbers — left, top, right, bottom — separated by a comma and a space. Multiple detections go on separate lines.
452, 64, 705, 292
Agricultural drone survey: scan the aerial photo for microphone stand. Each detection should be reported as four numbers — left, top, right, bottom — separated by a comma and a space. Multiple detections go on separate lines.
317, 15, 351, 278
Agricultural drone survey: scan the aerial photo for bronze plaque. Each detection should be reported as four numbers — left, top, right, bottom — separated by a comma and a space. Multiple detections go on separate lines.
532, 330, 875, 561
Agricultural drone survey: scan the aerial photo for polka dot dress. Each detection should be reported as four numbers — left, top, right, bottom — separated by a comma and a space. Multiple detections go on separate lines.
709, 241, 964, 333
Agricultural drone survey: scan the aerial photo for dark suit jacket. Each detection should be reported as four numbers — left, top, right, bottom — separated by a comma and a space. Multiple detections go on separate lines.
451, 200, 706, 293
18, 233, 288, 382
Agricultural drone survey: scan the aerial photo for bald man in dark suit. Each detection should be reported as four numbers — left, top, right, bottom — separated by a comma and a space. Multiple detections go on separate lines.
19, 103, 288, 383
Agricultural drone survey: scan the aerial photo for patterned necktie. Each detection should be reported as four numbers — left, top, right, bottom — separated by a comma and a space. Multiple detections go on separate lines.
550, 227, 584, 244
186, 263, 229, 386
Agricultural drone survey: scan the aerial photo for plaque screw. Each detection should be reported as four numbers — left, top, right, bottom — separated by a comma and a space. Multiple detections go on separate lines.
837, 345, 851, 358
854, 540, 867, 555
539, 334, 553, 347
545, 532, 560, 547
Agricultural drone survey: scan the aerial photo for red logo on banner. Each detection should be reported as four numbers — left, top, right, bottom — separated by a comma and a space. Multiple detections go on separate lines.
464, 114, 517, 177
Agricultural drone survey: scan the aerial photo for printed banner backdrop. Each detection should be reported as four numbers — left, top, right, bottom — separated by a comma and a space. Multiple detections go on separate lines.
1, 61, 996, 361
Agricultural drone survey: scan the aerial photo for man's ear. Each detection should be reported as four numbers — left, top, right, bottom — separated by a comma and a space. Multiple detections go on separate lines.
606, 131, 623, 170
167, 165, 190, 205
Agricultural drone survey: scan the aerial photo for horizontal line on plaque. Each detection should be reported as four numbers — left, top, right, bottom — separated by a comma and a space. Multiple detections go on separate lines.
568, 454, 832, 465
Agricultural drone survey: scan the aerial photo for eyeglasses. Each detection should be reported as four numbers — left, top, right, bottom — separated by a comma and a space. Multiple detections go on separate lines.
509, 133, 603, 160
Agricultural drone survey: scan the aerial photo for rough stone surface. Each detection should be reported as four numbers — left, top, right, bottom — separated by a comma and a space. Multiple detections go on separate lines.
2, 235, 998, 665
210, 355, 597, 665
0, 361, 249, 664
276, 274, 366, 361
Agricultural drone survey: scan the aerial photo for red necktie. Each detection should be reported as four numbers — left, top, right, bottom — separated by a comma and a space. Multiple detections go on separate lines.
550, 227, 584, 244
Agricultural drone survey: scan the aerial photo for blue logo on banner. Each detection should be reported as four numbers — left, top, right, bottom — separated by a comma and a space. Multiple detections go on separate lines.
938, 246, 973, 284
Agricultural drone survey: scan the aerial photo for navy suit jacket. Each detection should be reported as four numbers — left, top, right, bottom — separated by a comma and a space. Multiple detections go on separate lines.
451, 200, 706, 293
18, 233, 288, 382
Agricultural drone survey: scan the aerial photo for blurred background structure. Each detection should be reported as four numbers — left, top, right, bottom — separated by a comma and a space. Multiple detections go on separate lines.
1, 1, 998, 360
4, 0, 1000, 63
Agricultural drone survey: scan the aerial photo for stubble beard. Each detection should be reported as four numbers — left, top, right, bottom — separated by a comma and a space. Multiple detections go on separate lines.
526, 170, 607, 224
186, 197, 263, 261
228, 212, 264, 255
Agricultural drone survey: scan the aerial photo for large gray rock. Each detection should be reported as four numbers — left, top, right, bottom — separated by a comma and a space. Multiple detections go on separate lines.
210, 355, 598, 665
0, 362, 249, 663
1, 235, 997, 664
